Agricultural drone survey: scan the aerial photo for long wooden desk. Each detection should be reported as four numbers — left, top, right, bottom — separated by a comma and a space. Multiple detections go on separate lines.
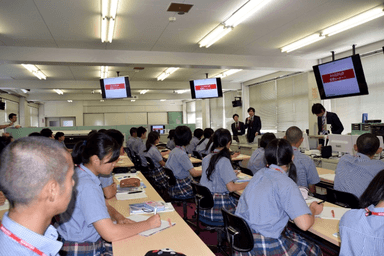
110, 172, 214, 256
116, 153, 134, 168
163, 154, 202, 164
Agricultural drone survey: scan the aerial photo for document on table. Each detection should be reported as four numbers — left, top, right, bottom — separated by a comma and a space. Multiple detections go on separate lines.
116, 191, 147, 200
316, 206, 350, 220
127, 215, 176, 237
319, 173, 335, 182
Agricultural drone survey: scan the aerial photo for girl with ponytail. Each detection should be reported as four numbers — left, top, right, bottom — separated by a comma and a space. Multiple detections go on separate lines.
235, 139, 323, 256
199, 128, 248, 223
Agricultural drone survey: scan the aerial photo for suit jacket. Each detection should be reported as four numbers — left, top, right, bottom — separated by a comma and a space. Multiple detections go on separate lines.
231, 121, 245, 136
317, 111, 344, 135
245, 115, 261, 143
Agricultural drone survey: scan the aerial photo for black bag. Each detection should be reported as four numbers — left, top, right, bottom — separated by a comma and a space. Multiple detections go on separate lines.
321, 145, 332, 158
145, 249, 186, 256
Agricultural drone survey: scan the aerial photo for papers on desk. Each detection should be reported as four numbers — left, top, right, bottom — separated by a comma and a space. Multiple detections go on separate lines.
116, 191, 147, 200
0, 200, 9, 211
319, 173, 335, 182
129, 201, 175, 214
305, 196, 322, 205
235, 174, 251, 183
114, 173, 142, 181
127, 215, 176, 237
316, 206, 350, 220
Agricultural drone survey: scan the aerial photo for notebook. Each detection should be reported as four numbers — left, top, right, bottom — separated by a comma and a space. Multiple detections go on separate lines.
127, 215, 176, 237
316, 206, 350, 220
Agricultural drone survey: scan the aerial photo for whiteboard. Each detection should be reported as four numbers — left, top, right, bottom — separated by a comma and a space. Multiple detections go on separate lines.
148, 112, 167, 124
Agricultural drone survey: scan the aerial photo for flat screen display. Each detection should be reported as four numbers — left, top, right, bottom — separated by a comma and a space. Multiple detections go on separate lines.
100, 76, 131, 99
190, 78, 223, 99
313, 54, 368, 100
151, 125, 165, 134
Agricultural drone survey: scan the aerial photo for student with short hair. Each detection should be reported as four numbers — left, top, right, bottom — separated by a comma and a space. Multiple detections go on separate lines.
1, 113, 21, 134
166, 129, 176, 150
165, 126, 201, 199
285, 126, 320, 193
339, 169, 384, 255
134, 126, 148, 167
247, 133, 276, 174
186, 128, 204, 154
0, 136, 75, 255
126, 127, 137, 153
58, 132, 161, 255
144, 131, 170, 190
195, 128, 214, 155
54, 131, 67, 148
40, 128, 54, 139
334, 133, 384, 198
199, 129, 248, 223
98, 129, 125, 199
235, 139, 323, 255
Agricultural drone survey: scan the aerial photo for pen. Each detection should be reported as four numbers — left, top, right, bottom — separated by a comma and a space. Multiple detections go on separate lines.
317, 200, 325, 204
128, 191, 142, 194
331, 210, 335, 218
154, 207, 157, 215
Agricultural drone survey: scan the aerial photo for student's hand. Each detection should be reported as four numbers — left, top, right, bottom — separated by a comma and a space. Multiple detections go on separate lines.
309, 201, 323, 215
255, 132, 258, 136
111, 183, 117, 195
234, 169, 241, 176
15, 125, 21, 129
316, 144, 322, 150
231, 152, 240, 159
147, 214, 161, 229
0, 192, 5, 206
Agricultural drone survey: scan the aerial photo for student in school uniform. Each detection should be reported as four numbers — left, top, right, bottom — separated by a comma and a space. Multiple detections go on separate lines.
334, 133, 384, 198
235, 138, 323, 256
98, 129, 125, 199
339, 169, 384, 255
58, 132, 161, 255
199, 128, 248, 223
0, 136, 75, 255
166, 129, 176, 150
165, 126, 202, 199
132, 126, 148, 167
40, 128, 54, 139
126, 127, 137, 153
247, 133, 276, 174
144, 131, 170, 190
285, 126, 320, 193
186, 128, 204, 155
195, 128, 214, 155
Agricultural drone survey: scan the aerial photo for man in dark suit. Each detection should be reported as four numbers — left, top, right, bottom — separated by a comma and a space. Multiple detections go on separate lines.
245, 107, 261, 143
312, 103, 344, 135
231, 114, 245, 142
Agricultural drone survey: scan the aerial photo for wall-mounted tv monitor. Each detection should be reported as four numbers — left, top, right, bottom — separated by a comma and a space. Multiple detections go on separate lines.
100, 76, 131, 99
151, 125, 165, 134
190, 78, 223, 99
312, 54, 368, 100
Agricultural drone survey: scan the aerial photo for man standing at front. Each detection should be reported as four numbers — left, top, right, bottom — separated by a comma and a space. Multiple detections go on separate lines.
231, 114, 245, 143
245, 107, 261, 143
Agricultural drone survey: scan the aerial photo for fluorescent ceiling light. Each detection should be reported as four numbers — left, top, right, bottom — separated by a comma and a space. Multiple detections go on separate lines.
131, 99, 136, 102
199, 25, 233, 48
54, 89, 64, 95
140, 90, 149, 94
67, 100, 73, 103
216, 69, 243, 78
160, 99, 166, 101
157, 67, 180, 81
224, 0, 271, 27
21, 64, 47, 80
100, 66, 108, 78
322, 7, 384, 36
174, 89, 189, 94
281, 34, 325, 53
101, 0, 119, 43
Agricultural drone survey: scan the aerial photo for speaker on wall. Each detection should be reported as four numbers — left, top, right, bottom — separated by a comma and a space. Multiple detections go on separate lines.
232, 97, 242, 107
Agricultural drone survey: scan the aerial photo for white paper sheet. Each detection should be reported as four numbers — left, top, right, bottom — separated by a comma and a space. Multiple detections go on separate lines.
319, 173, 335, 181
127, 215, 176, 237
115, 191, 147, 200
316, 206, 350, 220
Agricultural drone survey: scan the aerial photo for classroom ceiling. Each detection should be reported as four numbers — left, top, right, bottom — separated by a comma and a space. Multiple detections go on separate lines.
0, 0, 383, 102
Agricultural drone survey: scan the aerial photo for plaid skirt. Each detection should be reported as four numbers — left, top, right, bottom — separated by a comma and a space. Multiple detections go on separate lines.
152, 166, 168, 190
200, 193, 238, 223
60, 237, 113, 256
168, 175, 194, 199
235, 228, 322, 256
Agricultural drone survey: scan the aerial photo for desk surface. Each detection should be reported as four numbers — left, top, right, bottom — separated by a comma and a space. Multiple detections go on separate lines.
163, 154, 202, 164
110, 172, 214, 256
317, 167, 335, 184
232, 154, 251, 161
115, 153, 134, 168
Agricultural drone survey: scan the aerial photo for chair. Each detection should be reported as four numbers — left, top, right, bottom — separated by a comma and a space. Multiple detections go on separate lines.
191, 183, 227, 254
193, 150, 203, 160
326, 188, 360, 209
221, 208, 254, 256
239, 167, 253, 177
163, 168, 195, 221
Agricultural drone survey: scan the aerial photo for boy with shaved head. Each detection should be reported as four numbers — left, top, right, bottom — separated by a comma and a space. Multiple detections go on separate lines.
334, 133, 384, 198
0, 137, 75, 255
285, 126, 320, 193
